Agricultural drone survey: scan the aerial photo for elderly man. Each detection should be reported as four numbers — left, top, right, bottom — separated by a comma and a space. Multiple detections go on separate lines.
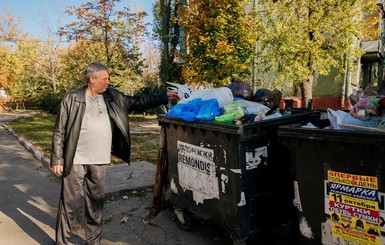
50, 62, 178, 244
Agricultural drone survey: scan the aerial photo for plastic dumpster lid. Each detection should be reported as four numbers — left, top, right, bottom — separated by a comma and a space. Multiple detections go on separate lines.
157, 114, 241, 135
278, 124, 385, 144
158, 110, 317, 135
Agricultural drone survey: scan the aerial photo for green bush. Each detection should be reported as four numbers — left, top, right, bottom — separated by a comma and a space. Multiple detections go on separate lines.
39, 94, 61, 114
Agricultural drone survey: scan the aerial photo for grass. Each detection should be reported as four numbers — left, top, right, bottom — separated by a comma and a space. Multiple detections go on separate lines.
6, 113, 55, 154
6, 112, 160, 164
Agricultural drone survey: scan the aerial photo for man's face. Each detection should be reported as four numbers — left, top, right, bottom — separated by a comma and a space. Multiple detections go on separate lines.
91, 70, 110, 94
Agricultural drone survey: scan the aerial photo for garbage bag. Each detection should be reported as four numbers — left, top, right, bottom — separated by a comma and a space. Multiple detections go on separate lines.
181, 87, 233, 107
214, 102, 248, 124
196, 99, 223, 121
167, 82, 193, 100
254, 89, 282, 109
167, 98, 223, 122
327, 108, 380, 129
236, 99, 270, 117
166, 98, 201, 122
227, 78, 253, 100
349, 96, 382, 119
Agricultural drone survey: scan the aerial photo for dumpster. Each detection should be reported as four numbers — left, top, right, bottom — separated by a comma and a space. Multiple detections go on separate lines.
156, 110, 319, 244
278, 123, 385, 245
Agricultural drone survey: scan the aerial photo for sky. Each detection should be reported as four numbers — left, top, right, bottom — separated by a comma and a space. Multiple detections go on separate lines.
0, 0, 156, 40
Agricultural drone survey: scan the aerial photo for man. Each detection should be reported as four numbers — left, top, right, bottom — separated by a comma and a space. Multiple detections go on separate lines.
50, 62, 178, 245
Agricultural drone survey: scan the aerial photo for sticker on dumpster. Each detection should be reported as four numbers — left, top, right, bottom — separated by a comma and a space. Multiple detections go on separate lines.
379, 192, 385, 233
177, 141, 219, 204
326, 170, 381, 245
293, 181, 303, 212
245, 146, 268, 170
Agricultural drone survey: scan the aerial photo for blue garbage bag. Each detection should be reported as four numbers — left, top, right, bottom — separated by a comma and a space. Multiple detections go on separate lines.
196, 99, 223, 121
166, 98, 202, 122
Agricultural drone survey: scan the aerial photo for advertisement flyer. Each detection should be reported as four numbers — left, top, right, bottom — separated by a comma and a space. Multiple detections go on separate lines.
327, 170, 381, 245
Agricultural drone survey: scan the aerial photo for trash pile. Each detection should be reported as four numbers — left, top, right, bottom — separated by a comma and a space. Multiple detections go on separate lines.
165, 79, 284, 124
308, 87, 385, 132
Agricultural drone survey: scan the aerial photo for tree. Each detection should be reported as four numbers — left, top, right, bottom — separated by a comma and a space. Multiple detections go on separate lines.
177, 0, 257, 87
4, 39, 43, 108
0, 5, 68, 110
153, 0, 182, 87
255, 0, 378, 107
140, 41, 162, 90
0, 6, 37, 108
60, 39, 106, 90
0, 6, 24, 90
59, 38, 143, 95
0, 5, 26, 42
61, 0, 147, 69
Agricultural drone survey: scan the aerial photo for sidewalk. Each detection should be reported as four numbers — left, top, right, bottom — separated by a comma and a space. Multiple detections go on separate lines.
0, 111, 294, 245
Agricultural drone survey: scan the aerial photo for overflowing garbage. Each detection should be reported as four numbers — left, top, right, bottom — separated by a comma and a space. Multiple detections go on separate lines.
164, 80, 385, 131
307, 87, 385, 132
165, 80, 284, 124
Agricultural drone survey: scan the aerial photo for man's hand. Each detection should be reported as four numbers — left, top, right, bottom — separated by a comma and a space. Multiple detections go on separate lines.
51, 165, 64, 176
167, 91, 179, 100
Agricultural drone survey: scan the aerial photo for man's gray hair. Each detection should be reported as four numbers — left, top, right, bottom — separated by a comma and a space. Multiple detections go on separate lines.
84, 62, 110, 83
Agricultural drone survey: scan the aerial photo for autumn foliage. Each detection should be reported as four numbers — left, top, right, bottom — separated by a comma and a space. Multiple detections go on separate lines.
177, 0, 257, 87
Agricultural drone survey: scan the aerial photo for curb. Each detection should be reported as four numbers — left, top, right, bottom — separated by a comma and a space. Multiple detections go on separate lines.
2, 124, 53, 172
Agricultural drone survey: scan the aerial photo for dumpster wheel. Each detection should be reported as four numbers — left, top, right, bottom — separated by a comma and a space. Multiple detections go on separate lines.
174, 208, 194, 231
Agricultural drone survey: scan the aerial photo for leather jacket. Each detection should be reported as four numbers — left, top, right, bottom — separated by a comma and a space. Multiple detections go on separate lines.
50, 85, 168, 176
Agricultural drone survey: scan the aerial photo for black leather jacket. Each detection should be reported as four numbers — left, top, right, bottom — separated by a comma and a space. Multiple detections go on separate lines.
50, 85, 168, 176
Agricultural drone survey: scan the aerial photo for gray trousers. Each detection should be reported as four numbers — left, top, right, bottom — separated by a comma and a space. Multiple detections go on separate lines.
55, 164, 106, 245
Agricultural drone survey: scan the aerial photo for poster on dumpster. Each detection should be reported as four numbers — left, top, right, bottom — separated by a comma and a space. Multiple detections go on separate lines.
245, 146, 268, 170
177, 141, 219, 204
327, 170, 381, 245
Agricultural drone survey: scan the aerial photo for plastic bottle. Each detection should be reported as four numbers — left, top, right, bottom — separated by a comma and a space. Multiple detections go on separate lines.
283, 110, 291, 116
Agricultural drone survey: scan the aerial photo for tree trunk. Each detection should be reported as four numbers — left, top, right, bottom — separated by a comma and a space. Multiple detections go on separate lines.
301, 73, 313, 109
159, 0, 171, 85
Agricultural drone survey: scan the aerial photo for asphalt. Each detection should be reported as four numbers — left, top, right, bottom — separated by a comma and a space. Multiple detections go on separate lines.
0, 111, 296, 245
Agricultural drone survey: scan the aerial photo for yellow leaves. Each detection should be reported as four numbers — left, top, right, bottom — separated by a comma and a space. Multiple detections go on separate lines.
179, 0, 256, 86
216, 40, 234, 54
198, 35, 209, 44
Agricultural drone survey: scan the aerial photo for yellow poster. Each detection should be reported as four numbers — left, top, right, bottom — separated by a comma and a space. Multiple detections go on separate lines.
328, 171, 378, 190
327, 170, 381, 245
